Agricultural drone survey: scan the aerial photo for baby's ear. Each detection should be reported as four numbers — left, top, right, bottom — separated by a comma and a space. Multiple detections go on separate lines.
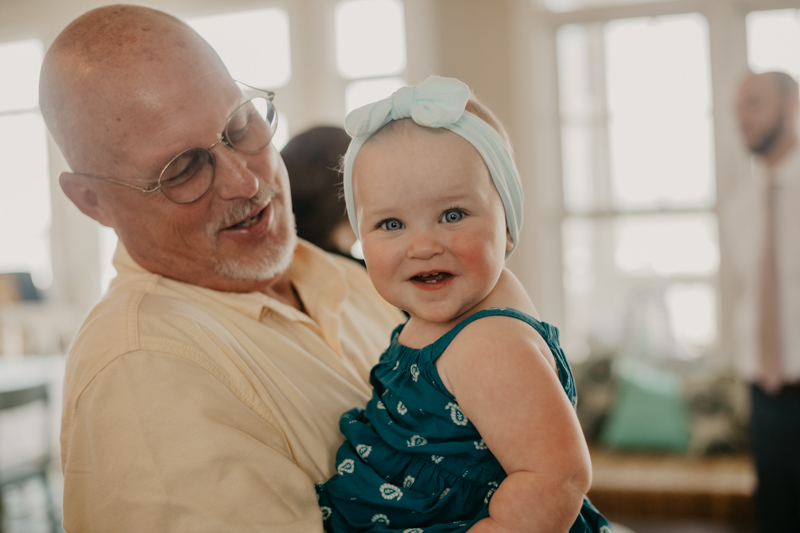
505, 230, 513, 251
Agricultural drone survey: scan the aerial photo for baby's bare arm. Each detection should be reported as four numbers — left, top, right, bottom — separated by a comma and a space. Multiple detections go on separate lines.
436, 316, 591, 533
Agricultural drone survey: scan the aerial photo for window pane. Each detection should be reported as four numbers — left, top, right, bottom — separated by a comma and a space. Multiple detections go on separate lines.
557, 24, 592, 120
189, 9, 292, 89
614, 213, 718, 276
557, 24, 601, 214
345, 77, 406, 114
605, 14, 715, 210
561, 124, 595, 213
562, 216, 719, 361
562, 217, 626, 352
665, 282, 717, 358
0, 113, 51, 287
0, 40, 42, 113
335, 0, 406, 79
747, 9, 800, 80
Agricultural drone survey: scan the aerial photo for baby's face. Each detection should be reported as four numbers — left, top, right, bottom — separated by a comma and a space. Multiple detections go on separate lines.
353, 123, 512, 324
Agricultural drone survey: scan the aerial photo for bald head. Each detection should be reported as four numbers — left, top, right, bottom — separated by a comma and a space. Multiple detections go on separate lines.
40, 5, 231, 174
736, 71, 799, 161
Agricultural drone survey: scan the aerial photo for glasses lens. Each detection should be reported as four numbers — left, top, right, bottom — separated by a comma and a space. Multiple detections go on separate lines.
159, 147, 215, 204
225, 96, 278, 154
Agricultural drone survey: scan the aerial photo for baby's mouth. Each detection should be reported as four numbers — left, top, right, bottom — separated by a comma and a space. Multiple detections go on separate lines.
411, 272, 452, 284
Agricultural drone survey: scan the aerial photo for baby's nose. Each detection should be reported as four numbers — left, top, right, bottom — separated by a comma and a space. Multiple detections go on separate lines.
406, 231, 444, 260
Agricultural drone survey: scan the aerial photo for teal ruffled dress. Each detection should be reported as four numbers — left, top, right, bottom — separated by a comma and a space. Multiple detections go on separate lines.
317, 308, 611, 533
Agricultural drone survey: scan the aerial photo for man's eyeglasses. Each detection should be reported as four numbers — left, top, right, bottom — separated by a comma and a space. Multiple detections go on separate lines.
76, 84, 278, 204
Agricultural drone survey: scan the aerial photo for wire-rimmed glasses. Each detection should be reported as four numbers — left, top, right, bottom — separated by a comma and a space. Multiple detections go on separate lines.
75, 84, 278, 204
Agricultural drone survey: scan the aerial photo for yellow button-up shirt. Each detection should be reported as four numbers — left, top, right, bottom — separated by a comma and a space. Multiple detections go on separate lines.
60, 240, 404, 532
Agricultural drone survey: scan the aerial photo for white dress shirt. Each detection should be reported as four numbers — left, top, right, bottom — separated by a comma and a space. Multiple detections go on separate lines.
726, 145, 800, 384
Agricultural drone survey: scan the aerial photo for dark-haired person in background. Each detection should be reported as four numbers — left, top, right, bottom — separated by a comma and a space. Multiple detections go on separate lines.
282, 126, 361, 261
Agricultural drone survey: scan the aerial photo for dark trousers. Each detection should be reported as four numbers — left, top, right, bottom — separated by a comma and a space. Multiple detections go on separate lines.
750, 384, 800, 533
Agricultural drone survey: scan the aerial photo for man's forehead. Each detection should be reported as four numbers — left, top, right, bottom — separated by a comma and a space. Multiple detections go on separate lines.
740, 75, 781, 101
41, 5, 236, 174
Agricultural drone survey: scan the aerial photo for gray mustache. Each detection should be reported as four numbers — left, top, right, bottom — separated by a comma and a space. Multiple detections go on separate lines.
210, 183, 281, 236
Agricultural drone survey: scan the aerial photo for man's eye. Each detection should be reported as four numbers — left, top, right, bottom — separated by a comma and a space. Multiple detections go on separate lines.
380, 219, 404, 231
441, 210, 464, 223
226, 115, 252, 144
161, 149, 209, 187
226, 103, 262, 146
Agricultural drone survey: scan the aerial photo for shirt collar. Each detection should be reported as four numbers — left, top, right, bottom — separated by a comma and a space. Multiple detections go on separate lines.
111, 239, 349, 324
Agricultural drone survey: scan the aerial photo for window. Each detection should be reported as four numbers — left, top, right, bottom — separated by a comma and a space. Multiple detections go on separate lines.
344, 77, 407, 116
747, 9, 800, 78
557, 13, 718, 361
189, 9, 292, 89
0, 39, 51, 290
335, 0, 407, 114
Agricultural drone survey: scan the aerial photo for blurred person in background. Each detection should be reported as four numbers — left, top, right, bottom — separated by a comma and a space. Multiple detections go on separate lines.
728, 70, 800, 532
281, 126, 361, 261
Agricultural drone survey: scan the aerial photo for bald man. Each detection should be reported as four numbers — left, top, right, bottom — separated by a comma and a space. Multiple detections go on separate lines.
40, 5, 402, 531
728, 71, 800, 532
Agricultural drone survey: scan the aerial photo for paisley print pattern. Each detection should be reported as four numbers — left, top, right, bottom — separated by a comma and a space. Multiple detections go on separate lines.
316, 308, 612, 533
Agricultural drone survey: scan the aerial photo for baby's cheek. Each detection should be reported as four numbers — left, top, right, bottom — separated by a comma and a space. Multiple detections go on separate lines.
450, 233, 503, 272
362, 251, 397, 298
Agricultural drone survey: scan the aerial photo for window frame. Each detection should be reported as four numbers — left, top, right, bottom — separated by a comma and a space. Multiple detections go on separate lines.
533, 0, 796, 367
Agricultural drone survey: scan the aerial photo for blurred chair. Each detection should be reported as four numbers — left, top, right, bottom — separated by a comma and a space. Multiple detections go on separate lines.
0, 383, 60, 533
0, 274, 40, 304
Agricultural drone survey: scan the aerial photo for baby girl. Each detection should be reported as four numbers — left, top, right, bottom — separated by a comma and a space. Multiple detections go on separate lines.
316, 76, 611, 533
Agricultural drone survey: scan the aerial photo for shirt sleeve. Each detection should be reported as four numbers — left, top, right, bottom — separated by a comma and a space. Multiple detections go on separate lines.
61, 350, 325, 533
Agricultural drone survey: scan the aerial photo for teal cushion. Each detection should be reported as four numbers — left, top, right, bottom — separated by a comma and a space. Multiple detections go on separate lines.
600, 362, 690, 451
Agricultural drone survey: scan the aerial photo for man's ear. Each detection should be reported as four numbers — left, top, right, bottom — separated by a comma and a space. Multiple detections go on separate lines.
59, 172, 113, 227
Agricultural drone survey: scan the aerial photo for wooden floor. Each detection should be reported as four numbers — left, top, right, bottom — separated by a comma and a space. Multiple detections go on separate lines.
610, 518, 755, 533
588, 448, 756, 530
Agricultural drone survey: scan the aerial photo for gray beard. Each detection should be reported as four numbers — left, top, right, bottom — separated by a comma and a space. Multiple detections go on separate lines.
752, 114, 785, 155
213, 223, 298, 282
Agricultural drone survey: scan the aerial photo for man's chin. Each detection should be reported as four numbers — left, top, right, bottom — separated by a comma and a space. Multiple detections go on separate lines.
213, 232, 298, 283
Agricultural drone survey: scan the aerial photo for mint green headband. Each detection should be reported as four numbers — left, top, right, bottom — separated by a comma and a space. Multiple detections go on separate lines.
342, 75, 524, 258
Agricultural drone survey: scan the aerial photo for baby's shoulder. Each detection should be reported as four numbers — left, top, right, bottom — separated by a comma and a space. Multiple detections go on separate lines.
448, 310, 557, 369
434, 310, 559, 396
453, 310, 540, 346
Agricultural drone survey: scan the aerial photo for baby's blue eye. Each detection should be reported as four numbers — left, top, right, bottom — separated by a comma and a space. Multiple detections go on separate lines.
441, 210, 464, 223
380, 219, 404, 231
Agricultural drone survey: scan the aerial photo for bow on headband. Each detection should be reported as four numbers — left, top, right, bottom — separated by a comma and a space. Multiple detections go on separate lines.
342, 75, 523, 258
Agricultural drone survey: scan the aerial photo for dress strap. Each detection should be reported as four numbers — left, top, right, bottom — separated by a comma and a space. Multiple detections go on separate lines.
428, 307, 542, 359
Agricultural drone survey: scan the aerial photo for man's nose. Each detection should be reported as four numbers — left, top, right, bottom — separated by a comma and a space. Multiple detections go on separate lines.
406, 229, 444, 260
211, 144, 260, 200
